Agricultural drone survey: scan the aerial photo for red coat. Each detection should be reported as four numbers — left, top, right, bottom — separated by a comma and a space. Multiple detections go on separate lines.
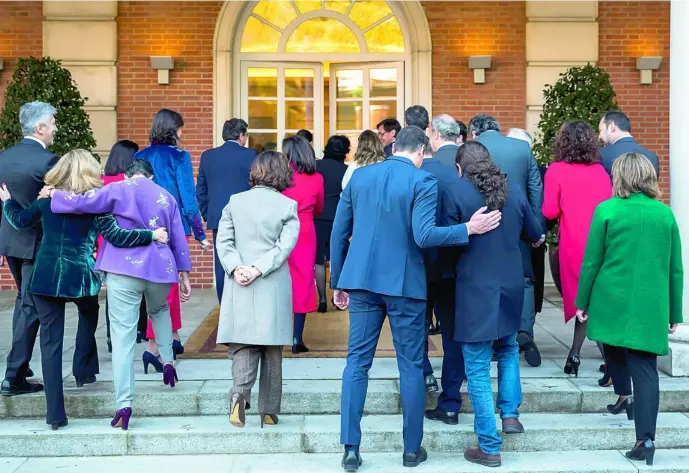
282, 170, 324, 313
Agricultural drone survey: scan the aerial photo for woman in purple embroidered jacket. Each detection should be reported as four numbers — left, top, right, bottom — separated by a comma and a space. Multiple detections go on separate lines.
43, 160, 192, 430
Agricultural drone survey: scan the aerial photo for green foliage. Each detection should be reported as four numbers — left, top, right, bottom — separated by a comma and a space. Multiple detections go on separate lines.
532, 64, 619, 167
0, 56, 97, 159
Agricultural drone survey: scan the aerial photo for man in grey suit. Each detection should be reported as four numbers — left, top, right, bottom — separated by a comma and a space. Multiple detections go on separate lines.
0, 101, 59, 396
469, 114, 544, 367
599, 111, 659, 177
430, 114, 460, 169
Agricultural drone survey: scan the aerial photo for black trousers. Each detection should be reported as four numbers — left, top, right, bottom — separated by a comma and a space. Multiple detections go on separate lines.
4, 257, 40, 380
213, 229, 224, 303
34, 294, 100, 424
603, 344, 659, 442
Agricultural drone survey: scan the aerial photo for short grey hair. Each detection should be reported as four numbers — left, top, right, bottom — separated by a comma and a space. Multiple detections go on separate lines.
468, 114, 500, 137
431, 114, 460, 141
20, 101, 56, 136
507, 128, 533, 149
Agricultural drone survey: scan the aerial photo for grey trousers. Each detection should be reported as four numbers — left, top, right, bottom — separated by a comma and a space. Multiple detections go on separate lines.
228, 344, 283, 414
106, 273, 173, 409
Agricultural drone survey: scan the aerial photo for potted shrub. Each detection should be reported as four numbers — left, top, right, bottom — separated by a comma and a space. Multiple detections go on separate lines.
532, 64, 619, 293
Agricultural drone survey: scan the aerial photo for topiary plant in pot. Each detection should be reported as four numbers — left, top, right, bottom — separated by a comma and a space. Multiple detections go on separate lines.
532, 64, 618, 294
0, 56, 97, 159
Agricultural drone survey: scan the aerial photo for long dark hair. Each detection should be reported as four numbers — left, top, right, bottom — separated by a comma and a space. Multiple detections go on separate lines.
323, 135, 351, 163
149, 108, 184, 146
456, 141, 507, 210
282, 135, 316, 174
104, 140, 139, 176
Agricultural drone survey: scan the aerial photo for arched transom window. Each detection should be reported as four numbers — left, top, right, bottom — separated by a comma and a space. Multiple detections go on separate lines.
240, 1, 406, 54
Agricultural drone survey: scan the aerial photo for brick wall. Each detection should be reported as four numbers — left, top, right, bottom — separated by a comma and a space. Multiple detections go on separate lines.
423, 1, 527, 130
599, 1, 671, 198
0, 1, 43, 290
117, 1, 223, 289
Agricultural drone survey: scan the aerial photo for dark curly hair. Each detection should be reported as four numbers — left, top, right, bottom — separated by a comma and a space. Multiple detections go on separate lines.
456, 141, 507, 210
323, 135, 351, 163
249, 151, 293, 192
554, 121, 601, 164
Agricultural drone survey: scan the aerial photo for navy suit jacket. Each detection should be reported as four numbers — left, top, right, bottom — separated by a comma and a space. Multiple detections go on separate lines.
432, 143, 459, 170
196, 141, 257, 230
330, 156, 470, 301
599, 137, 659, 177
477, 131, 543, 279
384, 142, 394, 158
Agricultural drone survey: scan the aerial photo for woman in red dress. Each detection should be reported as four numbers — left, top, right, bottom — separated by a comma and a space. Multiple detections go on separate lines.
281, 136, 324, 354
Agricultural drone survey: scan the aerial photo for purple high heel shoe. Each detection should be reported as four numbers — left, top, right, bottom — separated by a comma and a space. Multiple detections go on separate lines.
111, 407, 132, 430
163, 364, 178, 388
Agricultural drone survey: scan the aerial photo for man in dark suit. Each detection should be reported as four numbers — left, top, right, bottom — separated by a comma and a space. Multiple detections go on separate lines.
430, 114, 460, 169
405, 105, 429, 133
456, 119, 467, 145
376, 118, 400, 158
331, 127, 502, 471
599, 111, 659, 177
197, 118, 257, 302
0, 101, 59, 396
469, 114, 544, 368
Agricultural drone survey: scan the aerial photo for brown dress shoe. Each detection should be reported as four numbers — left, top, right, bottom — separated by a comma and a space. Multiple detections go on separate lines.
464, 447, 501, 467
502, 417, 524, 434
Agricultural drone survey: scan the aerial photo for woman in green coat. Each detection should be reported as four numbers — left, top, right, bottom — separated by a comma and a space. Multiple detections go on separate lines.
575, 152, 683, 466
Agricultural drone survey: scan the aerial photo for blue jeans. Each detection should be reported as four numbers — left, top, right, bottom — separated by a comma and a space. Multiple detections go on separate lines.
461, 333, 522, 455
341, 290, 426, 453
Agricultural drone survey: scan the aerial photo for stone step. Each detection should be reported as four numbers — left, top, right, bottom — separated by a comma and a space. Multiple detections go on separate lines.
4, 450, 689, 473
2, 378, 689, 419
2, 413, 689, 457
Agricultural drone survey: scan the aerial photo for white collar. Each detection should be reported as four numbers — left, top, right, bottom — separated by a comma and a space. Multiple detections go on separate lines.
24, 136, 47, 149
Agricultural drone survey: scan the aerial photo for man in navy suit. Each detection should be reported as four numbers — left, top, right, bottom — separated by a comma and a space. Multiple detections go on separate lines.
331, 127, 502, 471
598, 111, 659, 177
376, 118, 400, 158
197, 118, 257, 302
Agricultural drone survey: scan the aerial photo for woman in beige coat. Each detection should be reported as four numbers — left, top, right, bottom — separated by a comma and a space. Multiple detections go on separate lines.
215, 151, 300, 429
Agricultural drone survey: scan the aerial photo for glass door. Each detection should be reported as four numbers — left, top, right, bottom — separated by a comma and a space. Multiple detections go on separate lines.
241, 62, 324, 155
329, 62, 404, 159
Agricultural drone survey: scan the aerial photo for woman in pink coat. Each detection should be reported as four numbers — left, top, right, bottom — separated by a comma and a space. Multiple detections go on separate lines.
281, 135, 324, 354
543, 121, 612, 378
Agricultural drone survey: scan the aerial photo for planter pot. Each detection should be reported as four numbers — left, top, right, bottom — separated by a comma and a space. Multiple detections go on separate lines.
548, 244, 563, 296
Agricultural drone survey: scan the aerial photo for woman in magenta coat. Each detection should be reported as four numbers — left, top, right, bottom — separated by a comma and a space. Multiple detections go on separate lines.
542, 121, 612, 378
281, 135, 324, 354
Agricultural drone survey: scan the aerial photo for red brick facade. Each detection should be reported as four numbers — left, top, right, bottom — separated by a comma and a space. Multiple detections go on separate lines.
0, 1, 672, 290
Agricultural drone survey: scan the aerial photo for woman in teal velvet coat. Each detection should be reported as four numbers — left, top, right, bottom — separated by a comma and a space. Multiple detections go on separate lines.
0, 149, 168, 430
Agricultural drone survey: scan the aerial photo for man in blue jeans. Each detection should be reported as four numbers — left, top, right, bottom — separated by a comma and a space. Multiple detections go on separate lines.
330, 127, 502, 472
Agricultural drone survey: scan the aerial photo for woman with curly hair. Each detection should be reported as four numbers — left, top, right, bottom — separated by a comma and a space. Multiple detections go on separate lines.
542, 121, 612, 377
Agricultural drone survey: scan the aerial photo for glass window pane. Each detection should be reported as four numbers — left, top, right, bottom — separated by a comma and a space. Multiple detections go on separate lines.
285, 69, 315, 98
325, 0, 351, 14
285, 18, 360, 53
370, 68, 397, 97
252, 0, 298, 29
364, 16, 404, 53
293, 0, 322, 14
286, 101, 315, 129
248, 100, 278, 129
348, 1, 391, 30
248, 68, 278, 97
370, 100, 396, 128
336, 101, 363, 130
248, 133, 278, 153
336, 69, 363, 98
241, 16, 281, 53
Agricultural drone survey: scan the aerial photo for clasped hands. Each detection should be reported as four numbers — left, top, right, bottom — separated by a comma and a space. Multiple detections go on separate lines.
233, 265, 262, 286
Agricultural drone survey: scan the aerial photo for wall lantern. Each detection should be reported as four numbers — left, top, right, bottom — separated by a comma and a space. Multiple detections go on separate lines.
0, 58, 4, 72
469, 55, 492, 84
636, 56, 662, 85
150, 56, 175, 85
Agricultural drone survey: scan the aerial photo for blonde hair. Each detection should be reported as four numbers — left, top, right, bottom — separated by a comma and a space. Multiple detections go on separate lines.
45, 149, 103, 194
612, 152, 660, 199
354, 130, 386, 166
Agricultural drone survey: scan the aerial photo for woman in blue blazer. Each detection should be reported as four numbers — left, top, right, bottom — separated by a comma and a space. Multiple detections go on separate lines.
453, 141, 544, 467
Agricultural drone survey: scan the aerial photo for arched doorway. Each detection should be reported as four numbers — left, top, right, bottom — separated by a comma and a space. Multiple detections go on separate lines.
213, 1, 432, 154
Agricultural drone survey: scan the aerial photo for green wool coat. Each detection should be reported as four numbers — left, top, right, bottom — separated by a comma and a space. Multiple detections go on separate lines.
575, 193, 684, 356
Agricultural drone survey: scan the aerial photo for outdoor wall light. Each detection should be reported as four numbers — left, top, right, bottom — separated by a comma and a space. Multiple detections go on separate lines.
150, 56, 175, 85
469, 55, 492, 84
636, 56, 662, 85
0, 58, 4, 72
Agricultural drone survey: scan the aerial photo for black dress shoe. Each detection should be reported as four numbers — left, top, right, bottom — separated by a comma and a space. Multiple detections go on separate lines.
428, 323, 438, 336
402, 447, 428, 467
26, 368, 35, 378
342, 450, 362, 472
50, 419, 68, 431
424, 374, 438, 393
517, 332, 542, 367
0, 378, 44, 397
425, 406, 459, 425
75, 375, 97, 388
